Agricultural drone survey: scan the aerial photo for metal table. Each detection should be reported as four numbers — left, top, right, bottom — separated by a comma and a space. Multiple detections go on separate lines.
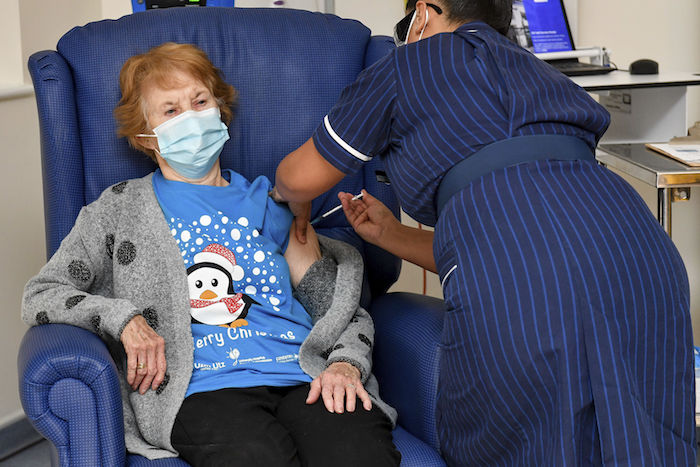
597, 143, 700, 236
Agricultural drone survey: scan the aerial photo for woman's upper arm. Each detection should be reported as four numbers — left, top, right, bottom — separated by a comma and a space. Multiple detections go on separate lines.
284, 221, 322, 288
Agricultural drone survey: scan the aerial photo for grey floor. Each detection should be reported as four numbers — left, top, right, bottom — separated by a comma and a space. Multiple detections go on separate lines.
0, 440, 51, 467
2, 438, 700, 466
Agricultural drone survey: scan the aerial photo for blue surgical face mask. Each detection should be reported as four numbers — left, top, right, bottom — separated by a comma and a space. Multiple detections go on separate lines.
139, 107, 230, 180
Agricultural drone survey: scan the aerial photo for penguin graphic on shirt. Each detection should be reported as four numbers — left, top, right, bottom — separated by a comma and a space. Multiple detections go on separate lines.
186, 243, 258, 328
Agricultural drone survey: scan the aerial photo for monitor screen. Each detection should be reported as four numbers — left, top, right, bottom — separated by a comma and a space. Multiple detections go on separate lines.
508, 0, 574, 53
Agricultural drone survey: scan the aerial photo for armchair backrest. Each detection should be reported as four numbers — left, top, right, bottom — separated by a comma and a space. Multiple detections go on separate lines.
29, 7, 400, 301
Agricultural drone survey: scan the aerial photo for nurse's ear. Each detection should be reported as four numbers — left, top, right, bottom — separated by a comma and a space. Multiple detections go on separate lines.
408, 1, 430, 42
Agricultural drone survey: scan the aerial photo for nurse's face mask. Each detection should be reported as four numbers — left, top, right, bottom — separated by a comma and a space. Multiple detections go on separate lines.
393, 2, 443, 47
138, 107, 230, 180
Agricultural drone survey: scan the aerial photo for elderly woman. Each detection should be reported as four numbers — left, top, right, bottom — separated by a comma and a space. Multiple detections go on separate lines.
22, 42, 399, 467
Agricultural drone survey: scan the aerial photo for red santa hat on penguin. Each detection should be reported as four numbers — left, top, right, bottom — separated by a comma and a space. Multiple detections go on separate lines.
193, 243, 245, 282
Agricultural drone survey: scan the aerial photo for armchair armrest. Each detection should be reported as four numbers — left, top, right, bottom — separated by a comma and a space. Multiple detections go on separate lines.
17, 323, 126, 467
370, 292, 445, 452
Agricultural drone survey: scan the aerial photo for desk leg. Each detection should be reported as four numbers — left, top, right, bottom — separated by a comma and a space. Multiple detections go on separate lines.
658, 188, 672, 236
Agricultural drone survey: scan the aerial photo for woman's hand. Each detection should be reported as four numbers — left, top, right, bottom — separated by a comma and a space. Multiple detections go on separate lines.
338, 189, 401, 248
306, 362, 372, 413
120, 315, 167, 395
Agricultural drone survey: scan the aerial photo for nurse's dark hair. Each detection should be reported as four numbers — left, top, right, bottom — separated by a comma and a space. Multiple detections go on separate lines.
406, 0, 513, 36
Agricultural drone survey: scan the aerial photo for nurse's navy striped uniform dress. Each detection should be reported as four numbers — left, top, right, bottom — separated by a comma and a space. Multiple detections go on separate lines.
312, 21, 696, 466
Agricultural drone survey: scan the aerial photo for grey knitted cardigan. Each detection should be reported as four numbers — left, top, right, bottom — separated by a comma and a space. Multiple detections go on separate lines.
22, 174, 397, 460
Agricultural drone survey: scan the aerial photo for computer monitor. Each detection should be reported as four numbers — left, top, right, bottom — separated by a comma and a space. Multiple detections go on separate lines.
508, 0, 576, 54
131, 0, 234, 12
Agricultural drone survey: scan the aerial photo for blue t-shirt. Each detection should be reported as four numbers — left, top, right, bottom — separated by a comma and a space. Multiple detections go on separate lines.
152, 169, 313, 397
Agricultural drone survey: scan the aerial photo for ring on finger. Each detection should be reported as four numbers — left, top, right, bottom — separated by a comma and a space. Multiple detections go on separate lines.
346, 383, 356, 390
137, 362, 145, 370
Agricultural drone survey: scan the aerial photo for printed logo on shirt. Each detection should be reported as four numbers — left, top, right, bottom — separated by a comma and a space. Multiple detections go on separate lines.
194, 361, 227, 371
227, 347, 240, 365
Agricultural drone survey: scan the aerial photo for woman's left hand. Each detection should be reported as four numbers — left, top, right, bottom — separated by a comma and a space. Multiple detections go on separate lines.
306, 362, 372, 413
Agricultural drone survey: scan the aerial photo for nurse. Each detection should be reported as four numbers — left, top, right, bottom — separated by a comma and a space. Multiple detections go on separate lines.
274, 0, 696, 465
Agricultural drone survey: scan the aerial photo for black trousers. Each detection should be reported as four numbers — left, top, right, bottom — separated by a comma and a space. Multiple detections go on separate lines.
170, 384, 401, 467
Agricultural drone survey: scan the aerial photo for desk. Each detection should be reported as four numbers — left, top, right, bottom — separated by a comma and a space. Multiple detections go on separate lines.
572, 71, 700, 144
572, 71, 700, 237
597, 143, 700, 236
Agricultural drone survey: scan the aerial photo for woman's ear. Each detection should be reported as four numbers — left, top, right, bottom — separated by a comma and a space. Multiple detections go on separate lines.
134, 134, 158, 153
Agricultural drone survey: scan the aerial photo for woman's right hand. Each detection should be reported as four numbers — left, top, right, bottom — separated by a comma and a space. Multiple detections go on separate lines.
338, 189, 401, 248
120, 314, 167, 395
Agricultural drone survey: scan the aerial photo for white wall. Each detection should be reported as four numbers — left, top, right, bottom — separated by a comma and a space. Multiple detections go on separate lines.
0, 2, 23, 85
578, 0, 700, 126
0, 93, 44, 427
1, 0, 698, 426
335, 0, 404, 37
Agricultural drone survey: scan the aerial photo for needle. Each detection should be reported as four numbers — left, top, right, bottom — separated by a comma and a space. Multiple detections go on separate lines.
310, 192, 364, 225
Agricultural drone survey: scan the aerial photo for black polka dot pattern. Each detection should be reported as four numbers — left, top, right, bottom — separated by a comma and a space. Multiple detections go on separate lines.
332, 344, 345, 351
142, 307, 158, 330
90, 315, 102, 334
68, 260, 91, 283
321, 347, 334, 360
116, 241, 136, 265
65, 295, 86, 309
106, 234, 115, 259
36, 312, 50, 325
358, 334, 372, 348
111, 181, 128, 194
156, 373, 170, 395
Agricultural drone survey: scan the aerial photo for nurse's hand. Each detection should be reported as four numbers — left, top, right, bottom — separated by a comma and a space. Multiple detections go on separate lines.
270, 186, 311, 244
289, 201, 312, 244
121, 315, 167, 395
306, 362, 372, 413
339, 189, 401, 248
340, 189, 438, 272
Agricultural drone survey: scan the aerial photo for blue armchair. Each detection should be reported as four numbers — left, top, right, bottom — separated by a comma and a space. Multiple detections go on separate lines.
19, 7, 446, 466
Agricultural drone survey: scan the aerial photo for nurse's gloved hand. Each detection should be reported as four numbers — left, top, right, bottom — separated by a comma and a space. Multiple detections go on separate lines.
339, 189, 400, 249
306, 362, 372, 414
